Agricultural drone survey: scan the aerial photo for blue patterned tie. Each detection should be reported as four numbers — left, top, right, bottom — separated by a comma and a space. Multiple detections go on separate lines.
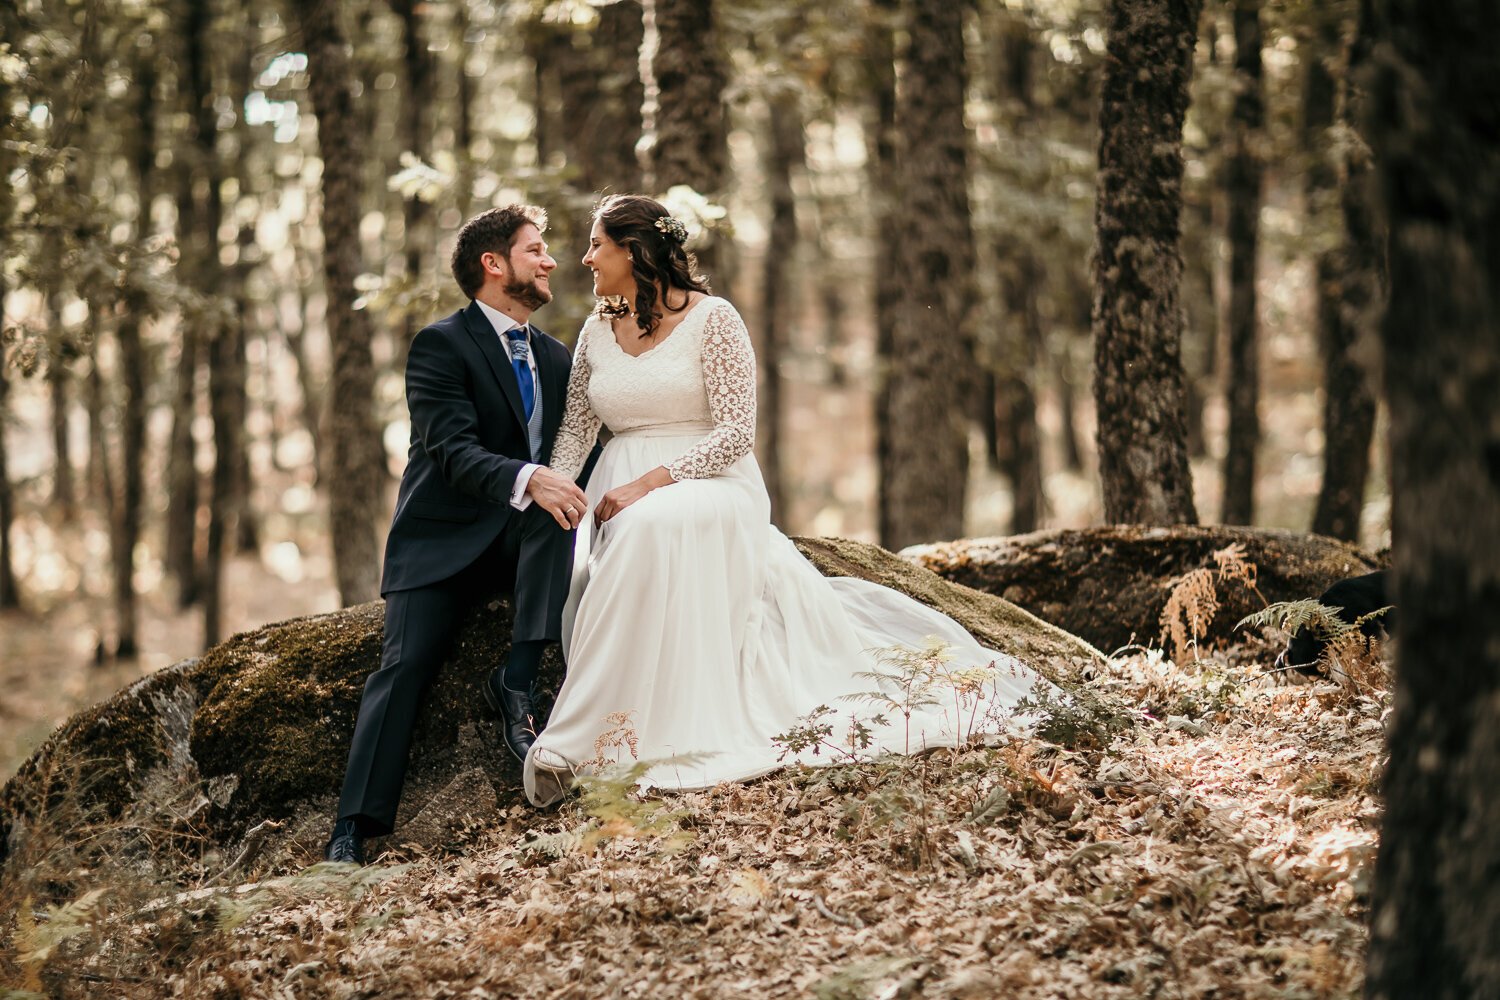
506, 326, 535, 421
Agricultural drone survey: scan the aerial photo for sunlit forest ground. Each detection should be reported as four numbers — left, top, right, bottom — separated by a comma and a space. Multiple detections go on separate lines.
0, 239, 1390, 783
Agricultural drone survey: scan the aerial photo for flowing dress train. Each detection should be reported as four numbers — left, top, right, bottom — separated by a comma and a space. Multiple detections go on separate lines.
524, 296, 1051, 804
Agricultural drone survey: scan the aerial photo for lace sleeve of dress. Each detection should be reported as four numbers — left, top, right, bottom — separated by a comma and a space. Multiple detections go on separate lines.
667, 302, 758, 481
548, 323, 602, 481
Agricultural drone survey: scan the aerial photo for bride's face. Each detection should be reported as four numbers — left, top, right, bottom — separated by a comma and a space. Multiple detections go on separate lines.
583, 221, 634, 300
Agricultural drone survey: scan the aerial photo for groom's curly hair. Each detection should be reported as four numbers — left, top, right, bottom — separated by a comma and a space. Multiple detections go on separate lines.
593, 195, 710, 338
451, 204, 548, 299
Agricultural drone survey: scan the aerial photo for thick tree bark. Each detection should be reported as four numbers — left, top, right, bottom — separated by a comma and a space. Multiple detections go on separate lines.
1364, 1, 1500, 995
1091, 0, 1203, 526
165, 140, 201, 607
758, 92, 801, 527
1311, 4, 1379, 542
641, 0, 729, 284
1219, 0, 1263, 525
297, 0, 386, 606
876, 0, 977, 550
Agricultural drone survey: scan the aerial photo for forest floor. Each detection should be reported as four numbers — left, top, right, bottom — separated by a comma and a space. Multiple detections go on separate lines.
5, 636, 1380, 999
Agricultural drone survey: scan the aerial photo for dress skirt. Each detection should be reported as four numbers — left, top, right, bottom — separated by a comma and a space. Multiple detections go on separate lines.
522, 424, 1047, 804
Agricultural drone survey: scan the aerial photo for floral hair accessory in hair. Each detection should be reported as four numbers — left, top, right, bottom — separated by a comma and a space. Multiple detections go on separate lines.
654, 215, 689, 245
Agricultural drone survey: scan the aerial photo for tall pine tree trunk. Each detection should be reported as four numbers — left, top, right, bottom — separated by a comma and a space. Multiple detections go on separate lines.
867, 0, 900, 540
112, 49, 157, 658
991, 16, 1045, 533
184, 0, 235, 645
297, 0, 385, 606
1364, 0, 1500, 994
879, 0, 977, 549
1311, 3, 1379, 541
1091, 0, 1202, 526
641, 0, 728, 285
583, 0, 645, 191
758, 90, 801, 527
1220, 0, 1263, 525
392, 0, 433, 339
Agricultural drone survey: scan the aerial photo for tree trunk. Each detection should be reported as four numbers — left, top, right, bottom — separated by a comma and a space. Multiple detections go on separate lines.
453, 0, 476, 218
1181, 7, 1221, 460
996, 256, 1045, 533
866, 0, 900, 539
877, 0, 977, 549
112, 49, 158, 658
758, 91, 801, 527
991, 16, 1045, 534
391, 0, 434, 326
166, 136, 201, 606
227, 22, 259, 556
641, 0, 729, 285
1364, 0, 1500, 995
0, 278, 18, 610
1220, 0, 1263, 526
185, 0, 233, 644
46, 283, 75, 523
583, 0, 645, 191
297, 0, 386, 606
1311, 4, 1379, 542
1091, 0, 1203, 526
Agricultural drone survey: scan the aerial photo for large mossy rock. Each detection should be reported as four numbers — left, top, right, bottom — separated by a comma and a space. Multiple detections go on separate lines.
903, 525, 1382, 657
1, 537, 1098, 876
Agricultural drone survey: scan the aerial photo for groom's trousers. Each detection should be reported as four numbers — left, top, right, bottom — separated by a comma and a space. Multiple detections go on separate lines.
336, 503, 575, 836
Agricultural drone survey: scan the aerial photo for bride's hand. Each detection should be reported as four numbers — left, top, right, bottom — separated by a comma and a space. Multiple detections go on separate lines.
595, 466, 674, 523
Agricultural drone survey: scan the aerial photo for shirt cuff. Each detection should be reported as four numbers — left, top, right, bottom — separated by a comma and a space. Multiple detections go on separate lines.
510, 463, 539, 510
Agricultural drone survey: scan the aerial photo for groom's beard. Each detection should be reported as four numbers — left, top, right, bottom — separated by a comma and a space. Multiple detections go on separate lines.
505, 274, 552, 311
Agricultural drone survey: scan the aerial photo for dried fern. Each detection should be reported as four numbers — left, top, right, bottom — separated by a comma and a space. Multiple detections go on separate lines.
1159, 544, 1267, 665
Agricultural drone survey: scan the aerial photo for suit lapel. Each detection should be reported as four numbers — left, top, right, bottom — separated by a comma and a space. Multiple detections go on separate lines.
532, 327, 561, 449
462, 301, 529, 429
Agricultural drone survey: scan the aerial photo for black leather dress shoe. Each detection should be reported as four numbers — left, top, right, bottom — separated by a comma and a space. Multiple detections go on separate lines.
324, 830, 365, 865
483, 671, 538, 762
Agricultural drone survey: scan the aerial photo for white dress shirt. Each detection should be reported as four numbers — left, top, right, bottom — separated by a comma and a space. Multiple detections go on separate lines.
473, 298, 540, 510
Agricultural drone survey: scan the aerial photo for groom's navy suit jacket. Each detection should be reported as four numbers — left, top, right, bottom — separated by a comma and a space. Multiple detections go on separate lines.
380, 300, 575, 596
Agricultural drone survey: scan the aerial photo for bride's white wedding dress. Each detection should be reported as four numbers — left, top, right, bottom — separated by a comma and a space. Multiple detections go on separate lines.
524, 296, 1049, 805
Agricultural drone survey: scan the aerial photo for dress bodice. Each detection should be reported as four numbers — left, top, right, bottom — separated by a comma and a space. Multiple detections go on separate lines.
549, 296, 758, 482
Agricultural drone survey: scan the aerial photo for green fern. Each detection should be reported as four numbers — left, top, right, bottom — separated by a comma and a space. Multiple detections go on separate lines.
1236, 599, 1358, 641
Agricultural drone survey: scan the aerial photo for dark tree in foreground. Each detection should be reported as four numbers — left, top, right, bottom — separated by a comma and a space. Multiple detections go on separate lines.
879, 0, 976, 550
296, 0, 385, 606
1220, 0, 1263, 525
1091, 0, 1203, 525
1364, 1, 1500, 996
1311, 0, 1380, 542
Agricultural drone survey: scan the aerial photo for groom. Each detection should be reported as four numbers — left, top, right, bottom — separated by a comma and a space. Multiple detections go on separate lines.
325, 205, 591, 864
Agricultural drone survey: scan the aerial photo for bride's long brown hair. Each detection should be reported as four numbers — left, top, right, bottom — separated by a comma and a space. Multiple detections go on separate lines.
592, 194, 711, 338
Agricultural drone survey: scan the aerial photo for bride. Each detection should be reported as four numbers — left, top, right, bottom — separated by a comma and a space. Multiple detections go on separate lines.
524, 194, 1049, 806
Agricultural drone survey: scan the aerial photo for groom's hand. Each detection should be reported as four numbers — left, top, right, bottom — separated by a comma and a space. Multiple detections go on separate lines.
526, 468, 589, 529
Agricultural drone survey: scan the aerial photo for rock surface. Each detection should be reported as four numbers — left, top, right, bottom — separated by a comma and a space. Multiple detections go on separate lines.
903, 525, 1382, 657
1, 536, 1098, 876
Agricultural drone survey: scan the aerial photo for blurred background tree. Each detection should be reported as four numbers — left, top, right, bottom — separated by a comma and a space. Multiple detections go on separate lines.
0, 0, 1398, 774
